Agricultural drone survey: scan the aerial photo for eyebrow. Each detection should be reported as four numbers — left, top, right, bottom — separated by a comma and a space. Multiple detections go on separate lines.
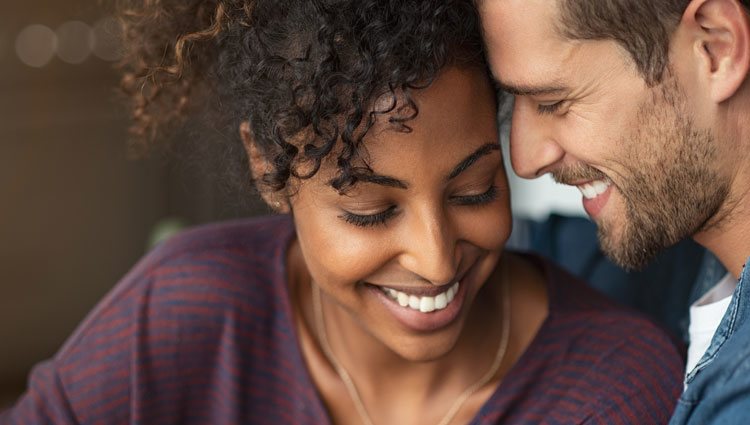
334, 142, 500, 190
448, 142, 500, 180
492, 78, 568, 97
355, 174, 408, 189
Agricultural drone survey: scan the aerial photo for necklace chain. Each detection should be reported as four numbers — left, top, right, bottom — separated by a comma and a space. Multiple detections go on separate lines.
312, 260, 511, 425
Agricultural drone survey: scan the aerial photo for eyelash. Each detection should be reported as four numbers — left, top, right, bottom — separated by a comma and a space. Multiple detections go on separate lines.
451, 185, 499, 206
340, 205, 397, 228
537, 101, 565, 115
339, 185, 499, 228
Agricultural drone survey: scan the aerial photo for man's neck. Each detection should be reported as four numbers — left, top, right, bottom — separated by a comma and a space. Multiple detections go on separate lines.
694, 106, 750, 279
694, 176, 750, 280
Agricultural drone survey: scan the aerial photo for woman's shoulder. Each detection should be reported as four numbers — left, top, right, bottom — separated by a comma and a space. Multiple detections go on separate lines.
526, 252, 680, 334
128, 214, 293, 295
12, 215, 318, 424
54, 215, 297, 369
495, 252, 685, 423
517, 251, 685, 382
135, 213, 294, 302
513, 252, 683, 360
146, 214, 295, 266
79, 215, 293, 318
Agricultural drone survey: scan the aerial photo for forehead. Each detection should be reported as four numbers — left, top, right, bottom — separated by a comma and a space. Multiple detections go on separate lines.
308, 66, 499, 189
477, 0, 577, 86
365, 66, 498, 165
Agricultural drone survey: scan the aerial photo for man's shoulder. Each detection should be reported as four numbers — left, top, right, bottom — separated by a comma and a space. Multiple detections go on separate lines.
671, 335, 750, 424
672, 274, 750, 424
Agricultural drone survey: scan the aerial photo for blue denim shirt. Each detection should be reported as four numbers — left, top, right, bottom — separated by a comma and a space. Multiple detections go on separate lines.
669, 260, 750, 424
512, 215, 749, 423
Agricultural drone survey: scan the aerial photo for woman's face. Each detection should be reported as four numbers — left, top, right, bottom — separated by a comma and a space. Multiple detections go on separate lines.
289, 66, 511, 361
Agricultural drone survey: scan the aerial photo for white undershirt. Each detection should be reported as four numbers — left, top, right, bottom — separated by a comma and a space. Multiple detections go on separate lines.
686, 273, 737, 375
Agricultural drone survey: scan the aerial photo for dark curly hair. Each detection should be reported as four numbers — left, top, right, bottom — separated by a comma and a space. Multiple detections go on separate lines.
118, 0, 487, 194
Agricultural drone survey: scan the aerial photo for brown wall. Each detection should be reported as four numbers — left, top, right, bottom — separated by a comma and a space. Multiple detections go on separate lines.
0, 0, 264, 406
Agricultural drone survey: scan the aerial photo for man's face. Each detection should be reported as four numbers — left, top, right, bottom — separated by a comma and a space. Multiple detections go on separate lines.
478, 0, 728, 269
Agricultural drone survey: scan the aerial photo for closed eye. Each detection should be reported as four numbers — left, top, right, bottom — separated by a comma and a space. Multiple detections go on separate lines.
339, 205, 398, 228
537, 100, 565, 115
338, 185, 499, 228
450, 185, 499, 206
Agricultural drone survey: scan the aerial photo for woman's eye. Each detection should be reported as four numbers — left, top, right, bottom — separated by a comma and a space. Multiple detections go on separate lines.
339, 186, 498, 227
537, 100, 565, 115
339, 205, 398, 228
451, 185, 499, 206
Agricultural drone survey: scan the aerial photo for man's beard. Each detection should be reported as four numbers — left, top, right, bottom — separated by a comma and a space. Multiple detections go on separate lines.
553, 78, 728, 270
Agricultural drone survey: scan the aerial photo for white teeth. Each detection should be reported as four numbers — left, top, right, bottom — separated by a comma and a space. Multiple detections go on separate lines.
408, 295, 420, 309
434, 293, 447, 309
419, 297, 435, 313
578, 179, 611, 199
381, 281, 460, 313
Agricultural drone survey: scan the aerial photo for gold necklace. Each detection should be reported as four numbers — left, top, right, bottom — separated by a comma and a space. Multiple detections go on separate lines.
312, 261, 511, 425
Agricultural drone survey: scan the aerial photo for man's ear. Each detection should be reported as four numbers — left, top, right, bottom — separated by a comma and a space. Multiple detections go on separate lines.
240, 121, 290, 213
682, 0, 750, 102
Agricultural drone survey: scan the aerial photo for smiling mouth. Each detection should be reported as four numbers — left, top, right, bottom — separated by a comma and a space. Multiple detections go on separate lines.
377, 281, 460, 313
576, 178, 612, 199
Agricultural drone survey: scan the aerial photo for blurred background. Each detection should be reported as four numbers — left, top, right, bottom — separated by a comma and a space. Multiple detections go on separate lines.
0, 0, 583, 408
0, 0, 272, 406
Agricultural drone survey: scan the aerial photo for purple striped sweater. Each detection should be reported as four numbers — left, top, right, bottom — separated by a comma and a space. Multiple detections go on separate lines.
1, 215, 684, 424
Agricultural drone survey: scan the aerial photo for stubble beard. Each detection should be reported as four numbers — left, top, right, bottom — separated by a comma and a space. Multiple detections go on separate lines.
555, 77, 729, 271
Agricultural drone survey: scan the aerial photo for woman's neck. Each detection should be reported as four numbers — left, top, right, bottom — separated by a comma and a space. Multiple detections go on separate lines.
287, 241, 548, 425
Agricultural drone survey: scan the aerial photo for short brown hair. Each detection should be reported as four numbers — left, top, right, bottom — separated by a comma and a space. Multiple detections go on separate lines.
557, 0, 750, 86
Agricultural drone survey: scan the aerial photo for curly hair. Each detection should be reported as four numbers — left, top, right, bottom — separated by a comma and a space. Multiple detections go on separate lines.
118, 0, 487, 194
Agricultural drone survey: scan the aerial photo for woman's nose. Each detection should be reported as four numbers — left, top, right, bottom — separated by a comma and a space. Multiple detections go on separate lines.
398, 206, 459, 286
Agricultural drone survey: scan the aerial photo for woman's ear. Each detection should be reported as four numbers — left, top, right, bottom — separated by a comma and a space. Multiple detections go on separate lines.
682, 0, 750, 102
240, 121, 290, 213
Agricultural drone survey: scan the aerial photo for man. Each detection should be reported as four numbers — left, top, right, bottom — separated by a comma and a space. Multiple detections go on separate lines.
476, 0, 750, 423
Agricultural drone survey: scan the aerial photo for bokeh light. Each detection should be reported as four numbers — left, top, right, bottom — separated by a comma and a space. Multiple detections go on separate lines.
92, 17, 122, 62
15, 24, 57, 68
56, 21, 92, 64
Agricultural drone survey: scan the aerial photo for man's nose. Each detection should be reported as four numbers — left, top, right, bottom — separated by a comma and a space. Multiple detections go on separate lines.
509, 97, 565, 179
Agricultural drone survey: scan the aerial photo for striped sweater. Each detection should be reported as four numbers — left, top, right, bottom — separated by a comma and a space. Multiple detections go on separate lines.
1, 215, 684, 424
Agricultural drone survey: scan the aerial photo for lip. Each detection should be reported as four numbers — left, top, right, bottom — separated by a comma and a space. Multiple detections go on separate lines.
371, 281, 456, 297
365, 266, 469, 298
364, 265, 477, 333
581, 184, 613, 219
368, 279, 467, 332
565, 179, 597, 186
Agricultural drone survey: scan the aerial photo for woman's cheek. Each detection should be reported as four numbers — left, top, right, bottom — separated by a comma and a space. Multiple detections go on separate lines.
457, 200, 511, 252
303, 220, 392, 286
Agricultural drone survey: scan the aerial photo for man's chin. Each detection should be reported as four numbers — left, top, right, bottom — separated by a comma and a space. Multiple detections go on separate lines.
596, 220, 661, 271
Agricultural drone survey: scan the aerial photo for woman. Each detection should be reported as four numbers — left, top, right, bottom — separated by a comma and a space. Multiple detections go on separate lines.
1, 0, 683, 424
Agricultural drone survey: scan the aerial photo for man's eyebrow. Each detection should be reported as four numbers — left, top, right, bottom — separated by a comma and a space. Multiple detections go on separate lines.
448, 143, 501, 180
492, 78, 567, 96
